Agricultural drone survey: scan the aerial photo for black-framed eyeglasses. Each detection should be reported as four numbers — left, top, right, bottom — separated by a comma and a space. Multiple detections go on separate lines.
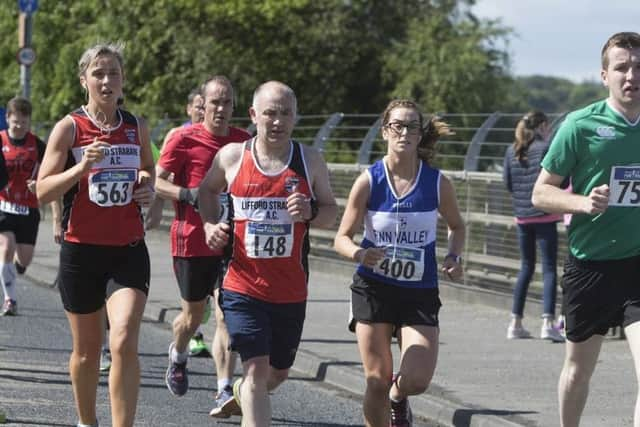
386, 121, 421, 135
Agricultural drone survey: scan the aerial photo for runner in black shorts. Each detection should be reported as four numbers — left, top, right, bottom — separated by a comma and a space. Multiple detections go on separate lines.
36, 42, 155, 427
532, 32, 640, 427
0, 97, 54, 316
334, 99, 464, 427
155, 76, 250, 402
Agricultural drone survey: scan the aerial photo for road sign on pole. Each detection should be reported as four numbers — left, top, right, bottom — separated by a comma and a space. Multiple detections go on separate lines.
18, 0, 38, 14
17, 47, 36, 66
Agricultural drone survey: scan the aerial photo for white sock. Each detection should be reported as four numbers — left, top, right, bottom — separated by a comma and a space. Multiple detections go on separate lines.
389, 374, 402, 402
218, 378, 232, 391
171, 345, 188, 363
0, 262, 17, 301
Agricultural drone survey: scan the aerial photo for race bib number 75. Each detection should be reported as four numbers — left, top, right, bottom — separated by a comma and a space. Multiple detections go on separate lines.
609, 166, 640, 207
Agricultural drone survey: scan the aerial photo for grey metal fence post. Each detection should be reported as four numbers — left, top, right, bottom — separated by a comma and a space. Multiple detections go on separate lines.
463, 112, 501, 171
357, 118, 382, 165
312, 113, 344, 151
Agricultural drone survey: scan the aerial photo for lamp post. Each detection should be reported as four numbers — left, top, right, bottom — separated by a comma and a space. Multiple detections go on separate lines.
17, 0, 38, 100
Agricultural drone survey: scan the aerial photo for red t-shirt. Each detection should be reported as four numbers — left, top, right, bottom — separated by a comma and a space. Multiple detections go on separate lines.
63, 107, 145, 246
158, 123, 250, 257
0, 130, 44, 210
224, 139, 313, 303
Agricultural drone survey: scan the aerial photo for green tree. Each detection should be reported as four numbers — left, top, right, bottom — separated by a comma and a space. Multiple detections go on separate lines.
0, 0, 514, 144
379, 2, 512, 168
515, 75, 606, 112
382, 3, 511, 114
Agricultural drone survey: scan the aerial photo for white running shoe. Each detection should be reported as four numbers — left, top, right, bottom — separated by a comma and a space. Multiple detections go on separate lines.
541, 326, 565, 342
507, 326, 531, 339
99, 349, 111, 372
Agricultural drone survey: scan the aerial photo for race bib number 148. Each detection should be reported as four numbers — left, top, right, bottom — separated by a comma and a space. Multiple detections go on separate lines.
245, 222, 293, 259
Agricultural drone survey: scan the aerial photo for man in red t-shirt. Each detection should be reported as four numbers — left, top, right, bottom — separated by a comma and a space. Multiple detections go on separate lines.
155, 76, 250, 403
145, 89, 205, 231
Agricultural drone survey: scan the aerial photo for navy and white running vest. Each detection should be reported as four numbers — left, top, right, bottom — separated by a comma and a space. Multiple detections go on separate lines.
356, 159, 440, 289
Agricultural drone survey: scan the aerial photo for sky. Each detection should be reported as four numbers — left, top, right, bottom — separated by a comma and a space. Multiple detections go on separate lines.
471, 0, 639, 83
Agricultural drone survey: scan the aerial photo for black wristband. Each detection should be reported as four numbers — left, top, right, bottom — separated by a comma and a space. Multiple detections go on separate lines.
178, 187, 199, 208
308, 199, 319, 222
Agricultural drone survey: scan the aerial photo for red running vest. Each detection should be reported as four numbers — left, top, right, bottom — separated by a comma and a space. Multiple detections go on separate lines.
62, 107, 145, 246
224, 139, 313, 303
0, 130, 41, 210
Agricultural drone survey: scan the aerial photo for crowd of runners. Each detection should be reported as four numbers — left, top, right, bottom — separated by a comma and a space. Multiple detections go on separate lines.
0, 31, 639, 427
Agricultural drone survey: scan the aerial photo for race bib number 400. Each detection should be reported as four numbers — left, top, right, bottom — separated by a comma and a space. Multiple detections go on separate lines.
609, 166, 640, 207
245, 222, 293, 259
88, 169, 137, 207
373, 245, 425, 281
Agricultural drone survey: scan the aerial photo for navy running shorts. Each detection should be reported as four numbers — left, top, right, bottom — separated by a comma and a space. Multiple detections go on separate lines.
58, 239, 151, 314
562, 254, 640, 342
172, 256, 223, 302
0, 207, 40, 244
219, 289, 306, 370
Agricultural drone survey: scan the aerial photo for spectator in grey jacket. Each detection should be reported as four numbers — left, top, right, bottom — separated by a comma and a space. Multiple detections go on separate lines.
503, 111, 564, 342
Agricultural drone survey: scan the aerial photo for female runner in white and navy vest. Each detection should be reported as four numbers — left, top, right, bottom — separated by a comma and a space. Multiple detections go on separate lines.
334, 99, 465, 427
37, 43, 155, 427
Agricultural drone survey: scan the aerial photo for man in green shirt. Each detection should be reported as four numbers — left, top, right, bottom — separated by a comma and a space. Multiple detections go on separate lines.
533, 32, 640, 427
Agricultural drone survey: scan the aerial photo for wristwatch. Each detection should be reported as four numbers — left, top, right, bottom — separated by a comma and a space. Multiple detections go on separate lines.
445, 253, 462, 264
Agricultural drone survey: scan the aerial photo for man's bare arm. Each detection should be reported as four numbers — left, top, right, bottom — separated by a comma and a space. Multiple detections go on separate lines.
532, 169, 609, 215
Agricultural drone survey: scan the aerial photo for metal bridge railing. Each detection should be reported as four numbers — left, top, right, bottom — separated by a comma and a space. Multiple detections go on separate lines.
36, 112, 568, 299
34, 110, 566, 173
151, 163, 566, 299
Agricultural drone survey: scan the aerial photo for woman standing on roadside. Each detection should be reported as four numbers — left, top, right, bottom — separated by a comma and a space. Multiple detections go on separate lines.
503, 111, 564, 342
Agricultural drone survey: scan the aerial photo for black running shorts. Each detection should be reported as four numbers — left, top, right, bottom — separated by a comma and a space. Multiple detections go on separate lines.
0, 207, 40, 244
349, 273, 441, 332
58, 239, 151, 314
172, 256, 223, 302
562, 254, 640, 342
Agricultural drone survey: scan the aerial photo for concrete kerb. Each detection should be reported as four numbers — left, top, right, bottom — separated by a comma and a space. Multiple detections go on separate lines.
291, 346, 529, 427
22, 247, 532, 427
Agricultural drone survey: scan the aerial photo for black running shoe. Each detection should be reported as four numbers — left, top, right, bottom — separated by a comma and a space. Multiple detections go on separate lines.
390, 398, 412, 427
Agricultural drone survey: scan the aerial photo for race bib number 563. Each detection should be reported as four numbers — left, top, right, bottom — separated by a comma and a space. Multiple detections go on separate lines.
88, 169, 137, 207
609, 166, 640, 207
